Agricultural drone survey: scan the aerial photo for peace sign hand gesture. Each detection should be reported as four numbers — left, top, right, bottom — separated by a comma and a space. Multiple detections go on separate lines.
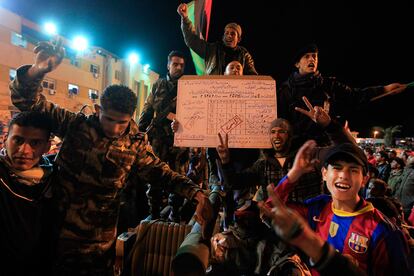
216, 133, 230, 164
295, 96, 331, 128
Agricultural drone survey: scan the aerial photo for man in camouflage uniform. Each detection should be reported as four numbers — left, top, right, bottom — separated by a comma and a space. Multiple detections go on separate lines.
138, 50, 189, 221
10, 40, 212, 275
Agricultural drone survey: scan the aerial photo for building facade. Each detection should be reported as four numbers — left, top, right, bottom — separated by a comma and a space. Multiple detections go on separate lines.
0, 6, 159, 130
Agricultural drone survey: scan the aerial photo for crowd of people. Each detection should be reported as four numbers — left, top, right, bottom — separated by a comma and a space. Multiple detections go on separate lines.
0, 3, 413, 275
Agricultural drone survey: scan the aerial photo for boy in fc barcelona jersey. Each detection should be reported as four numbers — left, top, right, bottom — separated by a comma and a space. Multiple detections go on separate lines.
268, 141, 410, 275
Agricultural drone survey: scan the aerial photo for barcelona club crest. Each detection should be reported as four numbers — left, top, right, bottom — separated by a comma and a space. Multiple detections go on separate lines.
348, 232, 369, 253
329, 222, 339, 238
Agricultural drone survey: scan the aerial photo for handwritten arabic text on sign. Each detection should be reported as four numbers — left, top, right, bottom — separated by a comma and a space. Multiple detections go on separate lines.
174, 75, 277, 148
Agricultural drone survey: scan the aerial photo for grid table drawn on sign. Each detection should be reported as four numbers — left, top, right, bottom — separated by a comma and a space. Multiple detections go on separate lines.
207, 99, 271, 135
207, 99, 244, 135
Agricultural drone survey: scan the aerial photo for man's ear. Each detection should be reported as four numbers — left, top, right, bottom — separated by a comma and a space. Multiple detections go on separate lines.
321, 167, 327, 181
3, 135, 8, 149
295, 62, 300, 69
94, 104, 101, 115
3, 127, 11, 148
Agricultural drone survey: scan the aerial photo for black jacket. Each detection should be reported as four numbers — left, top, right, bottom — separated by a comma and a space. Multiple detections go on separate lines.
278, 71, 384, 145
0, 156, 56, 275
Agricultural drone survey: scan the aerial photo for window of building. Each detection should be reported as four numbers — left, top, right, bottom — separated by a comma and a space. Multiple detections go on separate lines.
134, 81, 140, 95
90, 64, 100, 74
9, 69, 17, 81
11, 32, 27, 48
42, 79, 56, 90
42, 79, 56, 95
143, 84, 148, 101
71, 58, 81, 68
115, 70, 122, 81
68, 84, 79, 96
88, 89, 99, 100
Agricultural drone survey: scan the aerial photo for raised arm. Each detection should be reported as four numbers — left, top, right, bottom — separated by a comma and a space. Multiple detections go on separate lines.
10, 39, 80, 138
27, 38, 65, 80
294, 96, 331, 128
216, 133, 230, 165
295, 96, 355, 145
177, 3, 208, 58
370, 82, 408, 101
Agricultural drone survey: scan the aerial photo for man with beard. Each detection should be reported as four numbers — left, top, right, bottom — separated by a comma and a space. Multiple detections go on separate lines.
277, 43, 407, 146
177, 3, 257, 75
212, 99, 354, 274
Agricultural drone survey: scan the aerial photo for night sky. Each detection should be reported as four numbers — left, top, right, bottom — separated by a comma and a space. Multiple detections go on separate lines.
3, 0, 413, 138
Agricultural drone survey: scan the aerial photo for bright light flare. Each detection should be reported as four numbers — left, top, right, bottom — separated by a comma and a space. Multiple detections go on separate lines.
72, 36, 88, 52
128, 53, 139, 65
43, 22, 57, 35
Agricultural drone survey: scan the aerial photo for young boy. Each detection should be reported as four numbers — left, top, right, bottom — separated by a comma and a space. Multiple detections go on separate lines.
267, 141, 410, 275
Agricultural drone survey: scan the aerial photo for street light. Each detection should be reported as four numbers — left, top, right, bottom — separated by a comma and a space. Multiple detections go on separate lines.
128, 53, 139, 65
72, 36, 88, 52
43, 22, 57, 35
374, 130, 379, 138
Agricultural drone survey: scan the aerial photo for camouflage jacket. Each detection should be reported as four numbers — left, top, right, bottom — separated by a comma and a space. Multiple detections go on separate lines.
138, 75, 177, 140
10, 65, 201, 255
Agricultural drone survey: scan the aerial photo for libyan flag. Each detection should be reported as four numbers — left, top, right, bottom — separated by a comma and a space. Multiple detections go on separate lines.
187, 0, 213, 75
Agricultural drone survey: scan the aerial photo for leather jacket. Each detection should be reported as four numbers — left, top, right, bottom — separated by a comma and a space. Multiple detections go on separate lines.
181, 17, 258, 75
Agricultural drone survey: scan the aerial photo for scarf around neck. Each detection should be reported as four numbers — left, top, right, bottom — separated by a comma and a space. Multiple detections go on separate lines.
0, 148, 47, 186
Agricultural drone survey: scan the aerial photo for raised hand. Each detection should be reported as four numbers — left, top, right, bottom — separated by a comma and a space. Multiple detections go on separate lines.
29, 38, 65, 78
287, 140, 319, 183
383, 83, 407, 95
216, 133, 230, 164
295, 96, 331, 127
259, 185, 326, 261
370, 82, 408, 101
259, 185, 306, 242
177, 3, 188, 18
194, 191, 213, 239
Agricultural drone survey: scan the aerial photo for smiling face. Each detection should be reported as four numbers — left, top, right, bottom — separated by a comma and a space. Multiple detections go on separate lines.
270, 126, 290, 155
222, 27, 239, 48
322, 160, 369, 211
5, 125, 51, 170
295, 52, 318, 75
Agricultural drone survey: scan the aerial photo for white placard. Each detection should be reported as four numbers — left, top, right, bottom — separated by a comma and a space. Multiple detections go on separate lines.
174, 75, 277, 148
